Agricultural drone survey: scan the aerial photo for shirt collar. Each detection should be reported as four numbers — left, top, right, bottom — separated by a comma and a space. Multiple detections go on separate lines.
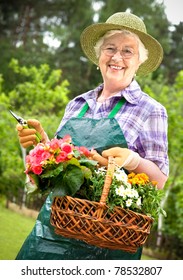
122, 80, 143, 105
74, 79, 143, 106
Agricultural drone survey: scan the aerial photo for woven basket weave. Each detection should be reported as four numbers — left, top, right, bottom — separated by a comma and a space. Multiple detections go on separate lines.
50, 157, 153, 253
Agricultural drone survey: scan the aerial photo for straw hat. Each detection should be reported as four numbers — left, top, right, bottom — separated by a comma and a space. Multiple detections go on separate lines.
80, 12, 163, 76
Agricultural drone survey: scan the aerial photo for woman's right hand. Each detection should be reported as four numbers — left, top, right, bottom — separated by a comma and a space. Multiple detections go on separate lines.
16, 119, 48, 148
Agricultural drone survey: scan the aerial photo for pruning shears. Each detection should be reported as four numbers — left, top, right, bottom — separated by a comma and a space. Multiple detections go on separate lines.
9, 110, 42, 143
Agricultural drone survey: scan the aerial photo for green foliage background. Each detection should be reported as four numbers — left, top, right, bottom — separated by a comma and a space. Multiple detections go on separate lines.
0, 0, 183, 257
0, 59, 69, 199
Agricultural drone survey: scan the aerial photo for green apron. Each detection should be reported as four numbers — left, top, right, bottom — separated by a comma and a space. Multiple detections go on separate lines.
15, 98, 142, 260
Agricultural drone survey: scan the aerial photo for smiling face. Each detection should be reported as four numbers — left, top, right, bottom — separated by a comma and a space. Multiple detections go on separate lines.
98, 33, 141, 90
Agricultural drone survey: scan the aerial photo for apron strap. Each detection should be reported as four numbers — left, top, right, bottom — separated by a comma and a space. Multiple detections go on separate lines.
108, 98, 126, 118
77, 97, 126, 118
77, 103, 89, 118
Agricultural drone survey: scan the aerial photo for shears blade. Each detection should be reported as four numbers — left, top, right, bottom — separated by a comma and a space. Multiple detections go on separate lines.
9, 110, 27, 126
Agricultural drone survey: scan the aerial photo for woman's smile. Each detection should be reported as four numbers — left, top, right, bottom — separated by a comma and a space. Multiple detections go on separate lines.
109, 64, 125, 71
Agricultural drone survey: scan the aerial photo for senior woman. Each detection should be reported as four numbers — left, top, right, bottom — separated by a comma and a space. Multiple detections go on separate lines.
15, 12, 169, 260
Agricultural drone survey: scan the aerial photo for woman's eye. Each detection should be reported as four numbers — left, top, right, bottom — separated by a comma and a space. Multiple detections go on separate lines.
107, 47, 115, 52
124, 49, 133, 54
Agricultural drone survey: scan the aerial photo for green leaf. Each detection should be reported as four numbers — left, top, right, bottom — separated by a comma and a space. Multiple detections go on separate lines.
40, 164, 64, 178
80, 166, 92, 179
28, 173, 40, 188
66, 157, 80, 167
25, 181, 38, 195
79, 158, 98, 166
73, 149, 80, 158
52, 165, 84, 197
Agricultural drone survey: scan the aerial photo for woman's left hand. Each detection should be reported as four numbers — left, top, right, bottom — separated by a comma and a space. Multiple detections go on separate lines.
91, 147, 140, 170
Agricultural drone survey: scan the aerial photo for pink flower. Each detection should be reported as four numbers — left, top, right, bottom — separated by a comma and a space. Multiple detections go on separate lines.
55, 151, 69, 163
24, 135, 99, 197
25, 135, 93, 180
41, 151, 52, 161
26, 155, 32, 165
32, 165, 43, 175
62, 134, 72, 143
49, 138, 61, 150
61, 143, 73, 154
30, 143, 44, 157
77, 146, 91, 157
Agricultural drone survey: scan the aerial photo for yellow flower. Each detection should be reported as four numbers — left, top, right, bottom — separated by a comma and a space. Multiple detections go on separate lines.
151, 180, 158, 186
127, 172, 136, 179
128, 172, 149, 185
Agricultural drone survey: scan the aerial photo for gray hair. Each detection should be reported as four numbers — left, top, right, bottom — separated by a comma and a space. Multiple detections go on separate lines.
94, 30, 148, 64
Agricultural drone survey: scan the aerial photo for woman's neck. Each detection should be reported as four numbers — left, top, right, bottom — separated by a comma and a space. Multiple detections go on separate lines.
97, 83, 125, 102
97, 89, 118, 102
97, 79, 132, 102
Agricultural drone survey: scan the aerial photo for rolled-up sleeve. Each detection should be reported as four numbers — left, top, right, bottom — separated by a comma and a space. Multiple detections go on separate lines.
136, 106, 169, 176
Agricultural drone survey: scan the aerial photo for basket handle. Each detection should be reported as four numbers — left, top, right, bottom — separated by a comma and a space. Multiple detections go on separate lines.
99, 156, 115, 205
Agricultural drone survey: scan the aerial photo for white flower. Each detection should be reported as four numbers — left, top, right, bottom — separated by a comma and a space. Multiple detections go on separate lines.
126, 182, 132, 188
95, 167, 106, 175
136, 197, 141, 207
131, 189, 139, 198
114, 168, 128, 184
126, 199, 133, 207
116, 185, 126, 198
125, 187, 134, 198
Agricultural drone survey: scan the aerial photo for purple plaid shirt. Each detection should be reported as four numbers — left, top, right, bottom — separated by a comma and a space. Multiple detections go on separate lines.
57, 80, 169, 176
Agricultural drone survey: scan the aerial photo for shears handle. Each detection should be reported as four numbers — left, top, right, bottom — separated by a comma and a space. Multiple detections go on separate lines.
9, 110, 42, 143
23, 123, 42, 143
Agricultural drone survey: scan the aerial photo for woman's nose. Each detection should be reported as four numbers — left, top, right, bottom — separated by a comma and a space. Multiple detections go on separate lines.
111, 50, 123, 61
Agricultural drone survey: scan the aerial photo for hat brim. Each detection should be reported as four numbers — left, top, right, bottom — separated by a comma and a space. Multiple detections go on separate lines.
80, 23, 163, 76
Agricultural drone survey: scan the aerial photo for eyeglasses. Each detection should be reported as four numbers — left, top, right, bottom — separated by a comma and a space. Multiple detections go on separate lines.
101, 47, 136, 59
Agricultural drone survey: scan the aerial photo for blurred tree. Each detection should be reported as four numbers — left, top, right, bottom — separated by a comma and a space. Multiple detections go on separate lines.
0, 59, 70, 203
0, 0, 95, 95
163, 22, 183, 83
137, 69, 183, 250
161, 71, 183, 242
0, 0, 180, 98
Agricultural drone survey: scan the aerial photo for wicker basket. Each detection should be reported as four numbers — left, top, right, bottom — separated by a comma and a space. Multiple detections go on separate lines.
50, 157, 153, 253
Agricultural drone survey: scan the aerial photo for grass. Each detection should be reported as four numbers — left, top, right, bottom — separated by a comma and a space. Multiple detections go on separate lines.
0, 201, 36, 260
0, 200, 155, 260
